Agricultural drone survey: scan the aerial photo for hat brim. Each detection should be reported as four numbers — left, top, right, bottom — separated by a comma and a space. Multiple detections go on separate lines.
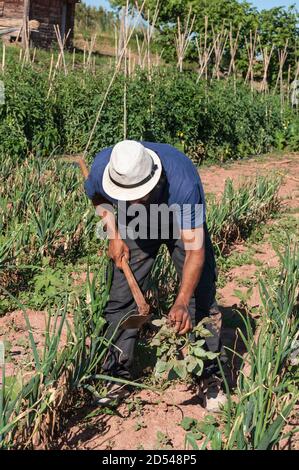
102, 148, 162, 201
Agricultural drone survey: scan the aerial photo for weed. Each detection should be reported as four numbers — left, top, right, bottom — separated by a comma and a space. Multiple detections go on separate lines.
150, 318, 218, 382
134, 420, 147, 431
156, 431, 173, 450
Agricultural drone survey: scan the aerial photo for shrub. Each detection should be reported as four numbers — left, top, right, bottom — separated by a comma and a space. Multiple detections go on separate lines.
0, 65, 297, 163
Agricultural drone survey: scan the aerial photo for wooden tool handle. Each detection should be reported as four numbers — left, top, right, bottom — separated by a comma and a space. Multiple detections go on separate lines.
59, 155, 90, 180
77, 157, 90, 180
121, 257, 150, 316
59, 154, 150, 318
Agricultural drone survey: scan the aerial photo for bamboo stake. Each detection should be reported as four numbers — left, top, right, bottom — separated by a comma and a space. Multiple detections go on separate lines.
83, 44, 86, 69
22, 0, 30, 63
15, 25, 22, 44
118, 5, 126, 62
47, 27, 71, 97
146, 8, 151, 77
195, 35, 214, 82
274, 40, 289, 97
72, 48, 75, 70
83, 0, 146, 157
54, 24, 70, 76
136, 33, 147, 69
287, 63, 291, 98
204, 15, 208, 81
21, 17, 30, 66
146, 1, 159, 79
212, 23, 228, 80
136, 34, 142, 67
175, 7, 195, 72
195, 17, 214, 83
132, 56, 136, 74
245, 30, 258, 92
1, 43, 5, 72
123, 1, 129, 140
114, 24, 118, 66
31, 47, 36, 63
228, 23, 240, 85
128, 48, 131, 76
259, 41, 274, 93
48, 53, 54, 80
135, 0, 160, 77
86, 34, 97, 71
291, 62, 299, 108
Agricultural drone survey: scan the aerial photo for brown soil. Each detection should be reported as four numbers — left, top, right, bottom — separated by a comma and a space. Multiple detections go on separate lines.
201, 152, 299, 308
200, 152, 299, 206
58, 383, 207, 450
1, 152, 299, 449
0, 309, 71, 386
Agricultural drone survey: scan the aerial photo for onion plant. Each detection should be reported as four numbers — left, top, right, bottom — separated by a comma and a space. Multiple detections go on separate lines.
184, 240, 299, 450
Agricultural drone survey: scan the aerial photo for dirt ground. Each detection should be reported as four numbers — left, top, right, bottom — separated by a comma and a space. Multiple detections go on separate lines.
1, 151, 299, 449
201, 152, 299, 308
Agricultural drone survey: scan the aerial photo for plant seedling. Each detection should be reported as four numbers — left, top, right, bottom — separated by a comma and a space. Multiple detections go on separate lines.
150, 317, 218, 381
134, 420, 147, 431
156, 431, 173, 450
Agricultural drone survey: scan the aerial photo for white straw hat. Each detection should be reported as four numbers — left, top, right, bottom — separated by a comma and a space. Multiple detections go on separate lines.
102, 140, 162, 201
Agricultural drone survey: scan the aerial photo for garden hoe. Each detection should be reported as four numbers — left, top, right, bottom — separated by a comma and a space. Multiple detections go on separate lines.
59, 154, 151, 330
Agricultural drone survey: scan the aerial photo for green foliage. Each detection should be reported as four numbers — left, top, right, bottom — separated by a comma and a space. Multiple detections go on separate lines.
110, 0, 298, 76
258, 7, 299, 82
0, 261, 114, 449
155, 430, 173, 449
75, 2, 117, 36
150, 317, 218, 381
182, 240, 299, 450
208, 175, 281, 253
18, 261, 80, 310
0, 60, 297, 164
180, 415, 222, 450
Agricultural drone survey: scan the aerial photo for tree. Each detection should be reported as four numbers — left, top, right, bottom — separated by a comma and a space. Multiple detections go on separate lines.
110, 0, 258, 64
110, 0, 258, 32
258, 6, 299, 82
75, 3, 117, 35
109, 0, 299, 79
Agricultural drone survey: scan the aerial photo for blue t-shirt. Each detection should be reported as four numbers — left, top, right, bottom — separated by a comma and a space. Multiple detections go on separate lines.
85, 142, 206, 229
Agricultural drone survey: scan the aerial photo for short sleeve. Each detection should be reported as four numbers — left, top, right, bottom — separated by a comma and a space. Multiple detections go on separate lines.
84, 147, 112, 201
174, 184, 206, 230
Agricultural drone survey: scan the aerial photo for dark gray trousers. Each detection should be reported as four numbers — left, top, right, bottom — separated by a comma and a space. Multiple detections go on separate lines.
102, 224, 222, 380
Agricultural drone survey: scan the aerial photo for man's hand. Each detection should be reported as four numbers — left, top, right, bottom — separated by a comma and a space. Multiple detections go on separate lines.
168, 304, 192, 335
108, 238, 130, 270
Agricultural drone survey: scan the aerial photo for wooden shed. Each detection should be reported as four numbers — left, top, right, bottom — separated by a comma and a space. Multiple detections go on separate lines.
0, 0, 79, 48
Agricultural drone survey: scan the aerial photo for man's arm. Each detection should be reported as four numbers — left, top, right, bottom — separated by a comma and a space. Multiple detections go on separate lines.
168, 226, 205, 335
91, 194, 129, 269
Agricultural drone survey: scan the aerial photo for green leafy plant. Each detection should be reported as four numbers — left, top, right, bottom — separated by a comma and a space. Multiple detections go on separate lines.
150, 317, 218, 381
156, 431, 173, 450
181, 240, 299, 451
180, 415, 222, 450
